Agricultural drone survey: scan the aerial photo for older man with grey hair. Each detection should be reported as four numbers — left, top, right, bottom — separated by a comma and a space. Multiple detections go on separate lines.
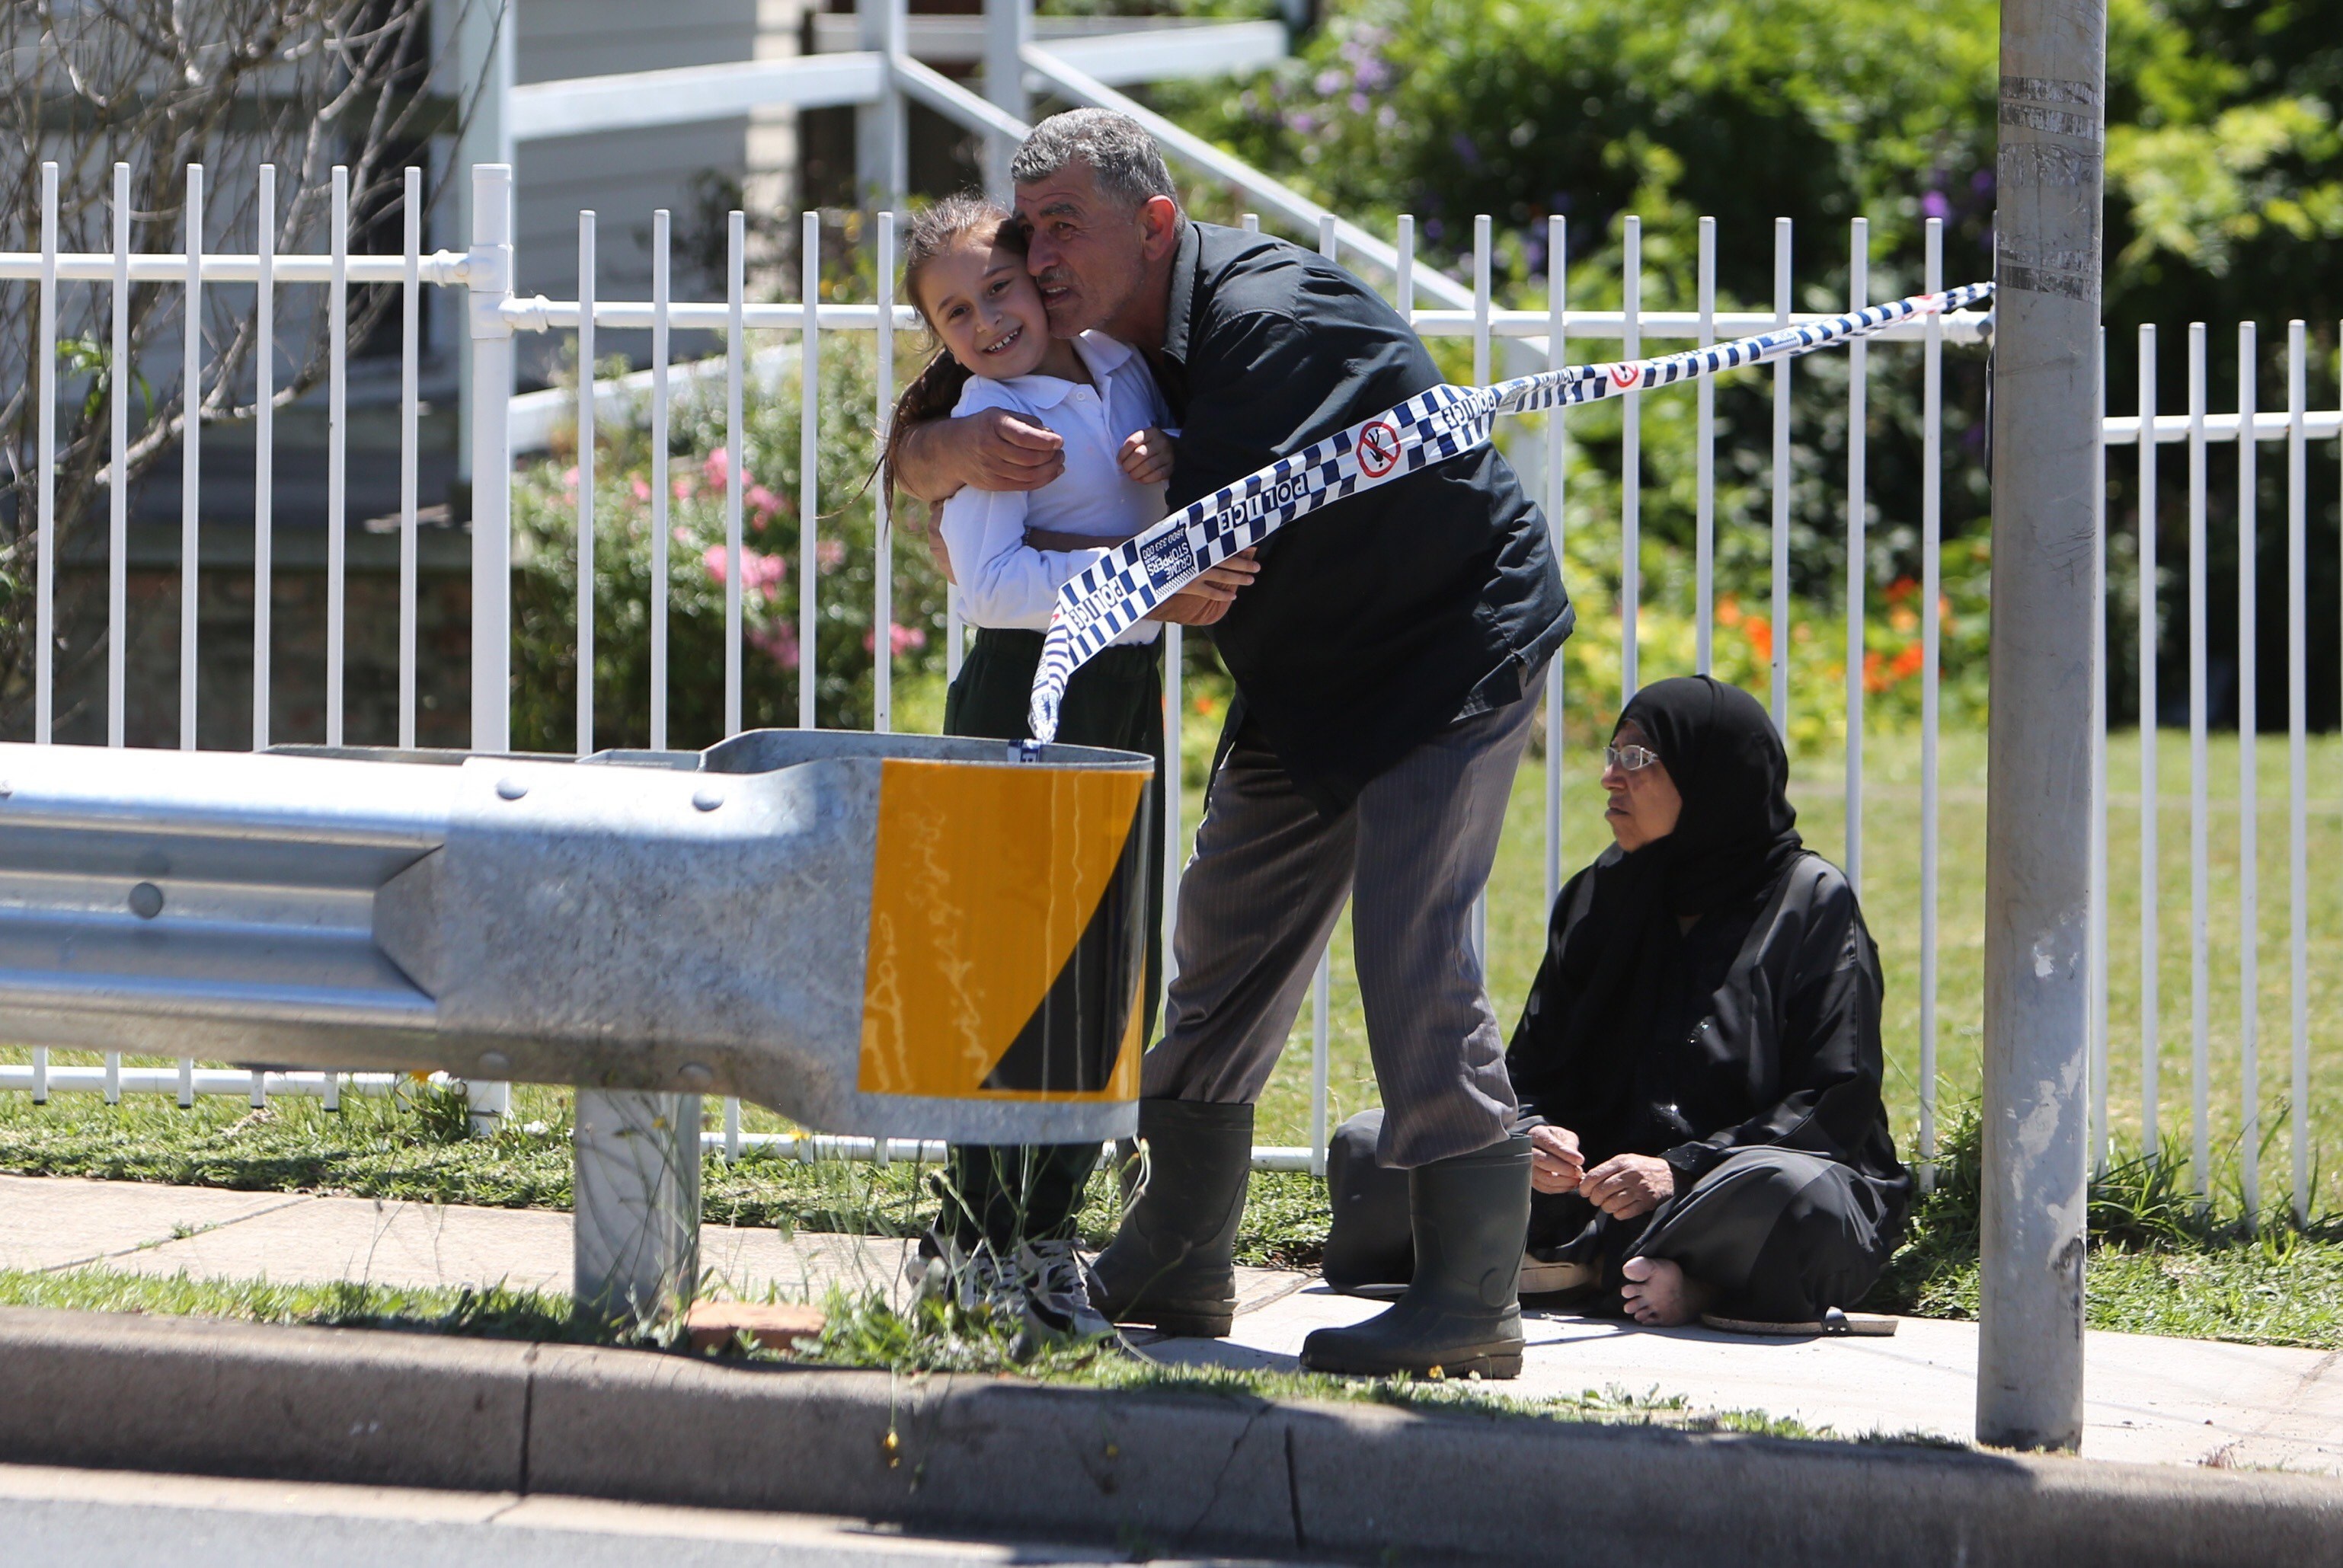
893, 109, 1574, 1379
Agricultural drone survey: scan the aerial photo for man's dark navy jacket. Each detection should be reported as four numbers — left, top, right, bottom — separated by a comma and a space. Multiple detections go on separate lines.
1149, 220, 1574, 813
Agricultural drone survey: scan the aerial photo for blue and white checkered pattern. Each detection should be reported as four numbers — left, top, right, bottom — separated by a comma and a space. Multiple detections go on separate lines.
1023, 281, 1993, 745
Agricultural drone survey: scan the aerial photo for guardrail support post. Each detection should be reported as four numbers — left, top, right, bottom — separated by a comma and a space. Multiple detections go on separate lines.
466, 163, 518, 1135
858, 0, 907, 212
983, 0, 1032, 198
574, 1089, 703, 1325
1977, 0, 2106, 1452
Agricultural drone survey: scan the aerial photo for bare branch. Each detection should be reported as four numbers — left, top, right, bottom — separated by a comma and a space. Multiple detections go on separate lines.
0, 0, 478, 725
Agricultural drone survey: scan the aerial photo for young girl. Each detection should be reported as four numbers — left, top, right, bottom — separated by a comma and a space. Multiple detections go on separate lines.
882, 196, 1173, 1349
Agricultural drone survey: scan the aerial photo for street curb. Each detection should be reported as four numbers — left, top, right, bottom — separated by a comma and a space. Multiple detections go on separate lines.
2, 1307, 2338, 1566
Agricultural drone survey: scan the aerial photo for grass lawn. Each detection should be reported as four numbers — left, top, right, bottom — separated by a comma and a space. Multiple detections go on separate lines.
6, 704, 2343, 1350
1236, 717, 2343, 1222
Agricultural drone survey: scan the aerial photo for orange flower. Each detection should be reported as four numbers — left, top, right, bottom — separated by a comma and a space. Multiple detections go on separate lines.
1746, 615, 1773, 661
1864, 642, 1929, 693
1888, 605, 1919, 634
1716, 593, 1744, 628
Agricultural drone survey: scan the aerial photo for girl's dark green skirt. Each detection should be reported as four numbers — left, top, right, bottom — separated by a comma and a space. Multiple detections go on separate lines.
936, 627, 1166, 1250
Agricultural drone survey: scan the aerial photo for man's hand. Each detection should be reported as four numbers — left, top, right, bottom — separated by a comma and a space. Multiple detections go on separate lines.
1577, 1153, 1676, 1220
1143, 549, 1259, 624
1118, 427, 1175, 486
896, 409, 1066, 503
1528, 1125, 1584, 1195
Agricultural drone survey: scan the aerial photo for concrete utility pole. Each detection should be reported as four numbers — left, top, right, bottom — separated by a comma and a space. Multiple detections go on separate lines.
1977, 0, 2108, 1450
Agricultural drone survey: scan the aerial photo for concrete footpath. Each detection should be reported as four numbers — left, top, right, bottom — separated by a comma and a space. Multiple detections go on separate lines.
5, 1173, 2338, 1474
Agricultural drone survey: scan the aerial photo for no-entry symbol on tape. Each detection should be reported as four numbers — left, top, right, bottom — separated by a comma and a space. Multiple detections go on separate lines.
1357, 420, 1402, 477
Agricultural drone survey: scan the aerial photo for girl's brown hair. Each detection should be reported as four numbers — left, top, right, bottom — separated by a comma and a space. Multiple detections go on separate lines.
878, 196, 1026, 505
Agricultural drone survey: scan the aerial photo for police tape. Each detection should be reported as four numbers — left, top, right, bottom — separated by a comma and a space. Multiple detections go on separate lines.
1024, 279, 1993, 746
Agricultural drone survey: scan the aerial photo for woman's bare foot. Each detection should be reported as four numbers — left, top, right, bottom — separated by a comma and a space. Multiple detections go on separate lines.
1619, 1255, 1715, 1327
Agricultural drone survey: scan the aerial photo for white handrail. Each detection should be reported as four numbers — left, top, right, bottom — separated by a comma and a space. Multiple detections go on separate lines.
510, 53, 884, 141
0, 251, 470, 286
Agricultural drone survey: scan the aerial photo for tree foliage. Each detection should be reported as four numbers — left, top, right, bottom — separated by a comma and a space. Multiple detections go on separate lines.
1159, 0, 2343, 333
1149, 0, 2343, 729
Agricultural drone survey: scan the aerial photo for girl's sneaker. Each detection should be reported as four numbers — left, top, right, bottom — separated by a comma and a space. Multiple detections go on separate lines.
1015, 1238, 1117, 1356
907, 1235, 1024, 1323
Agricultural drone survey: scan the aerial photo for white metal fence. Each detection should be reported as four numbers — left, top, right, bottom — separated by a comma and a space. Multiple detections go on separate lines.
5, 156, 2341, 1218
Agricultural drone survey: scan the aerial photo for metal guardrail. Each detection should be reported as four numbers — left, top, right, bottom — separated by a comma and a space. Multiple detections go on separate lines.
0, 732, 1153, 1148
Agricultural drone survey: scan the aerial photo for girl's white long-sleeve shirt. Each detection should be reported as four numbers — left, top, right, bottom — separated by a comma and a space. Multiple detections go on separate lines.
938, 331, 1170, 647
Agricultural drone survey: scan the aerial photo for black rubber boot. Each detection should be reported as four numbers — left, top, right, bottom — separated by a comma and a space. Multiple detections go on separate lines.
1299, 1133, 1531, 1379
1087, 1099, 1253, 1337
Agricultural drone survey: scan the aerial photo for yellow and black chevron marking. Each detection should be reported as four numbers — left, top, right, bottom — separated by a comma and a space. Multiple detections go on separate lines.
858, 758, 1150, 1103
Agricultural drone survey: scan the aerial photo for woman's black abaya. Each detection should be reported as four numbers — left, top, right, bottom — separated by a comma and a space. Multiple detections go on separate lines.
1324, 676, 1913, 1324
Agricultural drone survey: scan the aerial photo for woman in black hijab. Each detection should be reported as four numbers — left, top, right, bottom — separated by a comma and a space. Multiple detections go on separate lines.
1322, 675, 1911, 1327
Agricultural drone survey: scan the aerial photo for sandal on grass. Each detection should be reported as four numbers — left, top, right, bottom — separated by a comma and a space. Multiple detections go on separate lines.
1699, 1306, 1898, 1337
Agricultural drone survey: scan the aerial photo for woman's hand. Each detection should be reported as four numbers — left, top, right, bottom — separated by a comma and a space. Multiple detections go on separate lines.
924, 507, 957, 586
1119, 427, 1175, 485
1577, 1153, 1675, 1219
1527, 1124, 1584, 1194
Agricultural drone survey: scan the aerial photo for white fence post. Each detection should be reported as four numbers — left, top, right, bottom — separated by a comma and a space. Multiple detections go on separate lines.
1918, 216, 1943, 1187
181, 164, 204, 755
36, 161, 56, 755
254, 164, 275, 755
1845, 216, 1868, 898
2236, 321, 2261, 1222
468, 161, 517, 1133
2136, 323, 2160, 1164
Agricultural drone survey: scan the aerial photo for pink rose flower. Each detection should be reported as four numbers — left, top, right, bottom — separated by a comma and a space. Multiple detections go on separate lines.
864, 622, 929, 656
702, 545, 789, 601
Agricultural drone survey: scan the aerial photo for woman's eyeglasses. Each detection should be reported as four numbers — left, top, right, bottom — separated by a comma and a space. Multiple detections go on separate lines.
1605, 742, 1662, 774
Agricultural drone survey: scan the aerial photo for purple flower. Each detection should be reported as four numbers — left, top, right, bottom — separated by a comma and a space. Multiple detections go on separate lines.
1287, 111, 1318, 136
1970, 168, 1995, 195
1349, 91, 1370, 115
1452, 132, 1480, 167
1921, 190, 1951, 222
1314, 68, 1346, 96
